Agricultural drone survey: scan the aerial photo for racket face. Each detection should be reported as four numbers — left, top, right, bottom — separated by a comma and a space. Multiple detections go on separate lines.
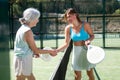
87, 45, 105, 64
40, 47, 52, 61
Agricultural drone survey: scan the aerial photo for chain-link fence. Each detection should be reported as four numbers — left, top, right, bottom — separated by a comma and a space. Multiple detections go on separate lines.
9, 0, 120, 49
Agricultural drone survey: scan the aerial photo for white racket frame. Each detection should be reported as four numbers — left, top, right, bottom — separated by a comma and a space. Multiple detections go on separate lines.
87, 45, 105, 64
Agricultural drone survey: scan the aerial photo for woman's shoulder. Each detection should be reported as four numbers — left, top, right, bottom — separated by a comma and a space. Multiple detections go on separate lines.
64, 24, 73, 32
82, 21, 90, 26
82, 21, 90, 29
82, 22, 92, 32
66, 24, 73, 29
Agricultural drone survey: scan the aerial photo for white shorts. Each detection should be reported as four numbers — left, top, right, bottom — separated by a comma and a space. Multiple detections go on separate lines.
14, 54, 33, 76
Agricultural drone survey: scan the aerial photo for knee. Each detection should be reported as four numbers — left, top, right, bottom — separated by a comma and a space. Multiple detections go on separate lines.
75, 74, 81, 78
87, 70, 94, 77
16, 74, 26, 80
74, 71, 82, 79
26, 73, 35, 80
87, 71, 95, 80
87, 72, 92, 77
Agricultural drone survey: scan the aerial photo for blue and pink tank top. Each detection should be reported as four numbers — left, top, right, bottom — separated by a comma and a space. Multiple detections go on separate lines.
70, 23, 89, 42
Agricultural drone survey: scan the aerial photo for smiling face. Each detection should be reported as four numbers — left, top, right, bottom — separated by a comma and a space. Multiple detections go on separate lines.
64, 8, 81, 24
66, 13, 76, 24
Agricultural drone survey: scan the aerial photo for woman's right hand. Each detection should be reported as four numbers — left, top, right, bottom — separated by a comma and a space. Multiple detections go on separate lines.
49, 50, 57, 56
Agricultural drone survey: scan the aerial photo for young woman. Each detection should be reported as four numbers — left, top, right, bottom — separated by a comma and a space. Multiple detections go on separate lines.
56, 8, 95, 80
14, 8, 57, 80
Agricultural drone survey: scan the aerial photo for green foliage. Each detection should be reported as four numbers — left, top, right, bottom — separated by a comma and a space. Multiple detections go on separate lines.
106, 0, 120, 14
114, 9, 120, 14
10, 0, 120, 16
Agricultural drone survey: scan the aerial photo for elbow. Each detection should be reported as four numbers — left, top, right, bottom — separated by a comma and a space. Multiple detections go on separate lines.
92, 35, 95, 39
89, 35, 94, 41
65, 39, 71, 47
65, 42, 69, 48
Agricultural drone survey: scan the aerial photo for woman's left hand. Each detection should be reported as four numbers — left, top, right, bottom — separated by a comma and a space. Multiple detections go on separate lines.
33, 54, 40, 58
85, 40, 91, 46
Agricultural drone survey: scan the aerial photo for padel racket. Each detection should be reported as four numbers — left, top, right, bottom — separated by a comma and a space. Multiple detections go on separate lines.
40, 47, 52, 61
87, 45, 105, 64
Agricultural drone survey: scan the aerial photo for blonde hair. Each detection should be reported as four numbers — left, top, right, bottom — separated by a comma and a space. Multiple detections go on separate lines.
19, 8, 40, 24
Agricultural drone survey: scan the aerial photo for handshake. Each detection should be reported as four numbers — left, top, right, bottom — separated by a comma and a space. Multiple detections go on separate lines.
34, 47, 60, 61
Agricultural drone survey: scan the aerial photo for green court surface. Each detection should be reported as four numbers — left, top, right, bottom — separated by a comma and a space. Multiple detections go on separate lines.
10, 39, 120, 80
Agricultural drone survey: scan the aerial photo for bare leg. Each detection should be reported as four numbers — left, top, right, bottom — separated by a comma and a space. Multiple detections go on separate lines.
16, 74, 25, 80
86, 69, 95, 80
74, 71, 82, 80
26, 73, 35, 80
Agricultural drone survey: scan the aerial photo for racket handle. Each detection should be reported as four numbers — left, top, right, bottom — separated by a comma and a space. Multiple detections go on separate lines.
87, 45, 93, 50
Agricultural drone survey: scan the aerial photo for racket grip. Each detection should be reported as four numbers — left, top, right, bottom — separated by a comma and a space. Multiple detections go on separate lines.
84, 40, 91, 46
87, 45, 93, 50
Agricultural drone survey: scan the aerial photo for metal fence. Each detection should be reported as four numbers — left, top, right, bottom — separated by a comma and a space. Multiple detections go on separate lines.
87, 15, 120, 48
9, 0, 120, 49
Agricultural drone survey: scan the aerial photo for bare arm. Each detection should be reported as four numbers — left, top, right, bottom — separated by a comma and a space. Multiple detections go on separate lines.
84, 22, 94, 45
24, 30, 57, 56
56, 25, 71, 52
